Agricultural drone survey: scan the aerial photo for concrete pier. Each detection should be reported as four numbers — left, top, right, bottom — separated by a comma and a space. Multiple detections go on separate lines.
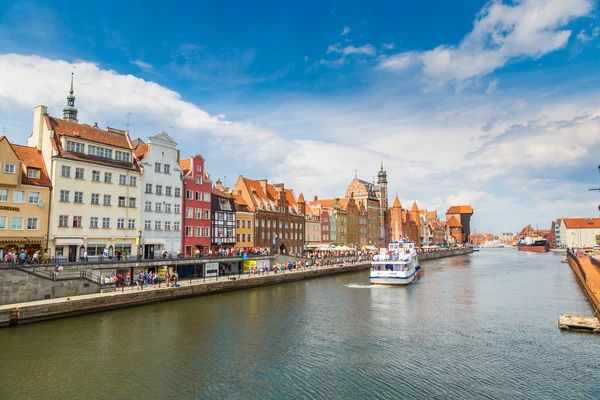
567, 252, 600, 317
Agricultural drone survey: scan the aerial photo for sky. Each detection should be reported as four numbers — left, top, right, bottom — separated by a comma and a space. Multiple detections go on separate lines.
1, 0, 600, 234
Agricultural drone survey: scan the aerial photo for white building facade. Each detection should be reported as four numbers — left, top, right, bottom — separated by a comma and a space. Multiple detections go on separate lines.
561, 218, 600, 248
28, 94, 143, 261
134, 133, 183, 258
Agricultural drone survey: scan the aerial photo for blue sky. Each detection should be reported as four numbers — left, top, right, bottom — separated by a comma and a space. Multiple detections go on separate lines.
1, 0, 600, 234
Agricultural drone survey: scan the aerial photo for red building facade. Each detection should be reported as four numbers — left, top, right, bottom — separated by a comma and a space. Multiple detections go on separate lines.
179, 155, 212, 256
321, 210, 331, 243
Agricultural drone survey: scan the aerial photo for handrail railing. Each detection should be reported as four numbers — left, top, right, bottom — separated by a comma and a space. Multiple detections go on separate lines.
567, 249, 587, 282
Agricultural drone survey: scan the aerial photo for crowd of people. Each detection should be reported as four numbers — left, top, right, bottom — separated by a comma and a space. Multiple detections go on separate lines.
2, 249, 50, 265
98, 271, 179, 288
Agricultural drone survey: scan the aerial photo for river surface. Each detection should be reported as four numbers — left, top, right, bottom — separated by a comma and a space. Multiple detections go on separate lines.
1, 250, 599, 399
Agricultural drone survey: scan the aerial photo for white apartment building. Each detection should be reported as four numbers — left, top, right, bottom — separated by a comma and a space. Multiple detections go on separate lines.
560, 218, 600, 248
27, 80, 142, 261
134, 132, 183, 258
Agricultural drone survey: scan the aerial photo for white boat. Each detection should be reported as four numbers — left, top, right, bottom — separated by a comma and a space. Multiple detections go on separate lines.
370, 241, 420, 285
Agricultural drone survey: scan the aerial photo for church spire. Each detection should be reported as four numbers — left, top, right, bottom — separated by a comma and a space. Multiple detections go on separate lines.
63, 72, 78, 122
378, 160, 387, 184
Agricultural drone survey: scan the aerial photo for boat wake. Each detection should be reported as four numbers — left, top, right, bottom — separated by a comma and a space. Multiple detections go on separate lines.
345, 283, 391, 289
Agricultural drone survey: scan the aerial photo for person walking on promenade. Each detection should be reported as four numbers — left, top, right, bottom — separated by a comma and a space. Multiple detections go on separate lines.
83, 249, 88, 263
177, 249, 182, 258
42, 249, 49, 264
195, 248, 200, 258
162, 249, 168, 259
54, 264, 59, 279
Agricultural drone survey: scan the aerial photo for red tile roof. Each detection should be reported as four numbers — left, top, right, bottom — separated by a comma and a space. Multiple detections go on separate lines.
447, 205, 473, 214
134, 143, 149, 161
297, 193, 306, 203
446, 216, 462, 228
392, 196, 401, 208
179, 159, 191, 175
47, 116, 131, 149
563, 218, 600, 229
411, 201, 419, 212
0, 137, 51, 188
309, 199, 335, 209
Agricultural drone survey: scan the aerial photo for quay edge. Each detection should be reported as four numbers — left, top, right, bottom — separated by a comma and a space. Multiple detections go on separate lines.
0, 247, 473, 328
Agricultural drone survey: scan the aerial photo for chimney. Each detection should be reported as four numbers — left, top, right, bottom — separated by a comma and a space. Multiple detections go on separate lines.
31, 105, 48, 150
314, 195, 318, 201
175, 150, 180, 163
93, 122, 98, 128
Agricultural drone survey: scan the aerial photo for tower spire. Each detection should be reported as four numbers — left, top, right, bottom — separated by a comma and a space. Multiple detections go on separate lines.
63, 72, 78, 122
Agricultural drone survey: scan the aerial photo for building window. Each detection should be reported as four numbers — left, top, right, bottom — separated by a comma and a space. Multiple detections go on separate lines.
196, 192, 202, 201
236, 220, 240, 228
129, 197, 137, 208
155, 162, 161, 173
164, 164, 170, 174
156, 185, 163, 195
59, 190, 70, 202
279, 221, 282, 228
88, 145, 112, 159
165, 203, 171, 213
61, 166, 71, 178
241, 233, 246, 242
186, 208, 192, 218
186, 190, 193, 200
174, 204, 181, 214
117, 218, 125, 229
195, 208, 202, 219
255, 219, 259, 227
165, 186, 172, 196
0, 189, 8, 202
144, 220, 151, 230
58, 215, 68, 227
27, 169, 39, 179
102, 217, 110, 228
75, 168, 84, 180
118, 197, 126, 207
145, 184, 153, 194
66, 140, 85, 153
196, 175, 202, 185
267, 220, 271, 228
242, 220, 246, 228
104, 172, 112, 183
174, 221, 180, 231
74, 191, 83, 203
195, 227, 201, 237
129, 176, 137, 187
91, 193, 100, 205
261, 220, 265, 227
91, 170, 100, 182
119, 175, 127, 185
145, 201, 152, 211
28, 191, 40, 204
90, 217, 99, 228
237, 234, 240, 242
0, 216, 6, 229
261, 232, 265, 239
73, 216, 82, 228
4, 163, 16, 174
204, 193, 210, 202
204, 209, 210, 219
164, 221, 171, 230
185, 226, 192, 237
11, 216, 24, 230
116, 150, 130, 162
175, 187, 181, 197
128, 219, 136, 229
248, 234, 251, 242
267, 232, 270, 239
203, 227, 210, 237
103, 195, 112, 206
155, 202, 162, 212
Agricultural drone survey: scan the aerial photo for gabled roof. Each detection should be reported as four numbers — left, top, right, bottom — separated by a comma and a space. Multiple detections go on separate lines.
446, 216, 462, 228
392, 196, 401, 208
298, 193, 306, 202
447, 205, 473, 215
411, 201, 419, 212
309, 199, 335, 209
1, 137, 52, 188
179, 159, 191, 175
563, 218, 600, 229
47, 116, 131, 149
134, 143, 149, 161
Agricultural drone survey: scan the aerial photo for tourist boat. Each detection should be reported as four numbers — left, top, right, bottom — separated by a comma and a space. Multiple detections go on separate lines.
370, 241, 420, 285
517, 237, 549, 252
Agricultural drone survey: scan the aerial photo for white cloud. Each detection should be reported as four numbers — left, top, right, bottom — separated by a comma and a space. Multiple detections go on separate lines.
382, 42, 395, 50
577, 27, 600, 43
378, 0, 594, 85
327, 44, 376, 57
342, 26, 351, 36
130, 60, 153, 70
485, 79, 499, 94
304, 55, 308, 62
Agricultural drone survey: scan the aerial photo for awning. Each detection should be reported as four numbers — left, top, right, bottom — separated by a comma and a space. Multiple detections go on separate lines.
0, 236, 45, 243
54, 238, 84, 246
143, 239, 165, 245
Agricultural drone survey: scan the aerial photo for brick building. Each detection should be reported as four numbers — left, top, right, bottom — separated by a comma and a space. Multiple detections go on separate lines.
446, 206, 474, 244
232, 176, 304, 255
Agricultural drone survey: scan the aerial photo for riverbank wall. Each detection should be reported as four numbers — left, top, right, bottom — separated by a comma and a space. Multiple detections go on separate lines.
567, 252, 600, 317
0, 247, 473, 327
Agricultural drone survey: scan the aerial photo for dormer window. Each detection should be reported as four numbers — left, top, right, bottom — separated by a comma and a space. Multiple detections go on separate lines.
259, 203, 264, 209
115, 150, 130, 162
266, 204, 271, 211
27, 169, 40, 179
66, 140, 85, 153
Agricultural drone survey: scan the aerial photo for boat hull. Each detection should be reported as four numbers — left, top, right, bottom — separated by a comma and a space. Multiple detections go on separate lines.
518, 245, 548, 252
370, 265, 420, 285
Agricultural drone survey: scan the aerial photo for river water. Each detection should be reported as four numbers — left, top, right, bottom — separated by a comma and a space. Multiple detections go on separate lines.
1, 250, 599, 399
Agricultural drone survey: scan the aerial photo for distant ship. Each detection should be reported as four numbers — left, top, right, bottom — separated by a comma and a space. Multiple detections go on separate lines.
517, 238, 549, 252
370, 241, 420, 285
480, 240, 504, 248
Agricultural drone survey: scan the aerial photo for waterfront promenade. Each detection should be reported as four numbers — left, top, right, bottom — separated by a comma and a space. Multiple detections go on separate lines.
567, 251, 600, 316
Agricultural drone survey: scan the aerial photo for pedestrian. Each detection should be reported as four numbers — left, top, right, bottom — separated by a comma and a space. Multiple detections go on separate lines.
195, 248, 200, 258
42, 249, 49, 264
83, 249, 88, 263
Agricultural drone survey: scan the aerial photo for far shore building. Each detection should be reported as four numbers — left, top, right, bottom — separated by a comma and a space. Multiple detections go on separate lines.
233, 194, 254, 249
297, 193, 321, 249
446, 206, 474, 244
0, 136, 52, 257
134, 132, 183, 258
211, 185, 236, 253
232, 176, 304, 255
557, 218, 600, 248
179, 155, 212, 256
386, 197, 419, 245
28, 78, 142, 261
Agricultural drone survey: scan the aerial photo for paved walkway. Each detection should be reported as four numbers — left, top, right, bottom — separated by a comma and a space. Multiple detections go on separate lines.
574, 255, 600, 314
0, 262, 366, 311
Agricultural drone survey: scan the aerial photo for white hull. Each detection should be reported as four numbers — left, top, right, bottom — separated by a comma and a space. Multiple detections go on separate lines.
369, 265, 420, 285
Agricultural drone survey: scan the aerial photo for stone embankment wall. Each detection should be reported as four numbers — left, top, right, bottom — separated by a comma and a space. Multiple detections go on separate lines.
0, 268, 101, 306
0, 263, 371, 327
419, 247, 474, 261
